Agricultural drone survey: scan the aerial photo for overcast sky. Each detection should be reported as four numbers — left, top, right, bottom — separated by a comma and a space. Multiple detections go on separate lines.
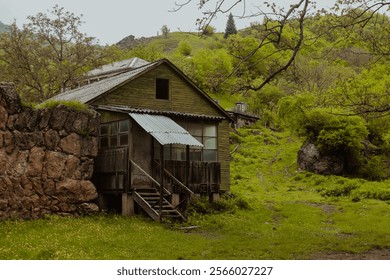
0, 0, 337, 45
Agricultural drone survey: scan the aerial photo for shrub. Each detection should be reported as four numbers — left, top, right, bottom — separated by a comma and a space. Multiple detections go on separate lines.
202, 25, 216, 36
188, 192, 251, 216
357, 155, 389, 181
301, 109, 368, 155
177, 40, 192, 56
318, 183, 360, 197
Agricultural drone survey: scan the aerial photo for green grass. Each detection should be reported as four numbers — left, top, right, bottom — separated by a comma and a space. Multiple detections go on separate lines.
1, 124, 389, 259
149, 32, 224, 54
36, 99, 89, 111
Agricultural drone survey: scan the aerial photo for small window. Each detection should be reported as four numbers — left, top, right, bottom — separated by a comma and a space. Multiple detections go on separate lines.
119, 120, 129, 133
99, 120, 129, 148
156, 78, 169, 100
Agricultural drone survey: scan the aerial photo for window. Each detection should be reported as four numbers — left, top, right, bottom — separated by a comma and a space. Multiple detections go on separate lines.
153, 122, 218, 162
156, 78, 169, 100
99, 119, 129, 148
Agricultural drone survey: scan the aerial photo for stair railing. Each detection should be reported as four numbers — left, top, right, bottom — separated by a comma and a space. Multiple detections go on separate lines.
154, 160, 193, 213
129, 159, 171, 196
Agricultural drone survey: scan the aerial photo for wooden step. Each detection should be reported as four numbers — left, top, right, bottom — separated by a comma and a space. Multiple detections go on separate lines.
132, 189, 185, 222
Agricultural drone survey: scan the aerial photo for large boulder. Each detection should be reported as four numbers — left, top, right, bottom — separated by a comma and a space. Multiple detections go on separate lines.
298, 142, 344, 175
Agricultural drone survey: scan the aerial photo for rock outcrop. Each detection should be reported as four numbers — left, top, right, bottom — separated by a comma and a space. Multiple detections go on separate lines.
0, 86, 100, 219
297, 142, 344, 175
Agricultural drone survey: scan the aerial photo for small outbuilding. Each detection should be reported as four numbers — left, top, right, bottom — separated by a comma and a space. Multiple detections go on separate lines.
50, 58, 233, 221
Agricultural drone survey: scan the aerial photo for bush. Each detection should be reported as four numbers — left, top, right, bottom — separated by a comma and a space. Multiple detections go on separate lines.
188, 192, 251, 215
318, 183, 360, 197
177, 40, 192, 56
202, 25, 216, 36
357, 155, 389, 181
301, 109, 368, 154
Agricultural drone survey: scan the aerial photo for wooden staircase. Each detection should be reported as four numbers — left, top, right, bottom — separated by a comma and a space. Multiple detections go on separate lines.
133, 188, 186, 222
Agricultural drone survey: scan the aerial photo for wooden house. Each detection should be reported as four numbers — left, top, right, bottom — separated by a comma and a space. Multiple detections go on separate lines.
228, 102, 260, 129
50, 58, 233, 221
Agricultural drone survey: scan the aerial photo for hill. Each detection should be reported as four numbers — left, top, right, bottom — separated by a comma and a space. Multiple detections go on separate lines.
0, 21, 9, 33
116, 15, 390, 181
116, 31, 222, 53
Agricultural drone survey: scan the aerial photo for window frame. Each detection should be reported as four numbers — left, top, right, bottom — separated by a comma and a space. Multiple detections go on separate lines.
99, 119, 130, 149
155, 78, 170, 100
153, 122, 218, 162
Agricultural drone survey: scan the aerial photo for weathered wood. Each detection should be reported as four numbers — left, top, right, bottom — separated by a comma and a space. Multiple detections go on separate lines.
179, 226, 200, 232
130, 159, 172, 196
159, 160, 221, 194
132, 192, 159, 221
159, 146, 164, 222
95, 147, 128, 173
133, 190, 186, 222
92, 63, 231, 192
155, 160, 194, 196
130, 159, 160, 186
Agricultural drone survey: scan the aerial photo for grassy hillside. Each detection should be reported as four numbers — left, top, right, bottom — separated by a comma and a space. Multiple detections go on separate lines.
118, 31, 223, 54
1, 125, 389, 259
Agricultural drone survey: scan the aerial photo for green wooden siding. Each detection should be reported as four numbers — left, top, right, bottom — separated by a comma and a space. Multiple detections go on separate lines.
93, 64, 222, 117
218, 120, 230, 191
92, 63, 231, 191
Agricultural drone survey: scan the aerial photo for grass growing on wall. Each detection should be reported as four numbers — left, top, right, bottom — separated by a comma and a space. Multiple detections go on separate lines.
1, 124, 389, 259
36, 99, 89, 111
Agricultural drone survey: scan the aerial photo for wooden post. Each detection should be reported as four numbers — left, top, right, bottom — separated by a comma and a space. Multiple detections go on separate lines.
159, 144, 164, 222
186, 145, 190, 187
209, 192, 220, 204
122, 193, 134, 216
171, 193, 180, 208
185, 145, 191, 217
97, 193, 108, 210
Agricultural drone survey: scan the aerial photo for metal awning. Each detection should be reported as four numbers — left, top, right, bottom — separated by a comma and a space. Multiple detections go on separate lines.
129, 113, 203, 147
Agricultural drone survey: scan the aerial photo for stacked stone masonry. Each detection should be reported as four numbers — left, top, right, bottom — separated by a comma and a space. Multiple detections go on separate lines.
0, 87, 100, 219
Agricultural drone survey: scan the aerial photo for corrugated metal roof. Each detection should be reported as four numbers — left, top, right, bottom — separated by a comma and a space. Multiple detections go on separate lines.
87, 57, 150, 77
96, 105, 225, 121
129, 113, 203, 147
48, 61, 158, 104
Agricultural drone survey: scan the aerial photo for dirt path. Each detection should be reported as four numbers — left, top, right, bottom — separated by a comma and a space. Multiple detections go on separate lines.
311, 249, 390, 260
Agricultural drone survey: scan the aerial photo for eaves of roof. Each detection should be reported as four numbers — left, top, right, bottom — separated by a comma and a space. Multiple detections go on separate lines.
95, 105, 226, 121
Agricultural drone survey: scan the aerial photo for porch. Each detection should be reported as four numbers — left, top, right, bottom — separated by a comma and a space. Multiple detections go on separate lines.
93, 146, 221, 221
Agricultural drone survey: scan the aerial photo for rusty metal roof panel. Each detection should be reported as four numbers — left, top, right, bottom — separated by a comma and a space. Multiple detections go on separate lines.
129, 113, 203, 147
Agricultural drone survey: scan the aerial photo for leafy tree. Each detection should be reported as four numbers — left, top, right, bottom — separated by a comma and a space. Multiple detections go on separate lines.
190, 48, 233, 93
330, 63, 390, 118
161, 25, 170, 38
202, 25, 216, 36
172, 0, 390, 91
126, 44, 165, 62
224, 13, 237, 39
173, 0, 313, 91
0, 5, 106, 103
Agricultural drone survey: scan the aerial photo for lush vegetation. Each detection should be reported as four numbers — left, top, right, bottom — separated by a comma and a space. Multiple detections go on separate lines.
1, 1, 390, 259
1, 125, 389, 260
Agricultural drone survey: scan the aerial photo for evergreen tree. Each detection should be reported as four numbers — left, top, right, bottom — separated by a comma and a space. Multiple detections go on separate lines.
224, 13, 237, 39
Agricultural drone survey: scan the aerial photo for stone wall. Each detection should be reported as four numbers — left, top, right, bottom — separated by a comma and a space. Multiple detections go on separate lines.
0, 86, 100, 219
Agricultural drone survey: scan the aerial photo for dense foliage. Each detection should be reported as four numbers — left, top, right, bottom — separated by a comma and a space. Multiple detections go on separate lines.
0, 6, 113, 103
1, 2, 390, 180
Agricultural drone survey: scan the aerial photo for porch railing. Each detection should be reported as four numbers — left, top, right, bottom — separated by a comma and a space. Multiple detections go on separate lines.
129, 159, 171, 196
